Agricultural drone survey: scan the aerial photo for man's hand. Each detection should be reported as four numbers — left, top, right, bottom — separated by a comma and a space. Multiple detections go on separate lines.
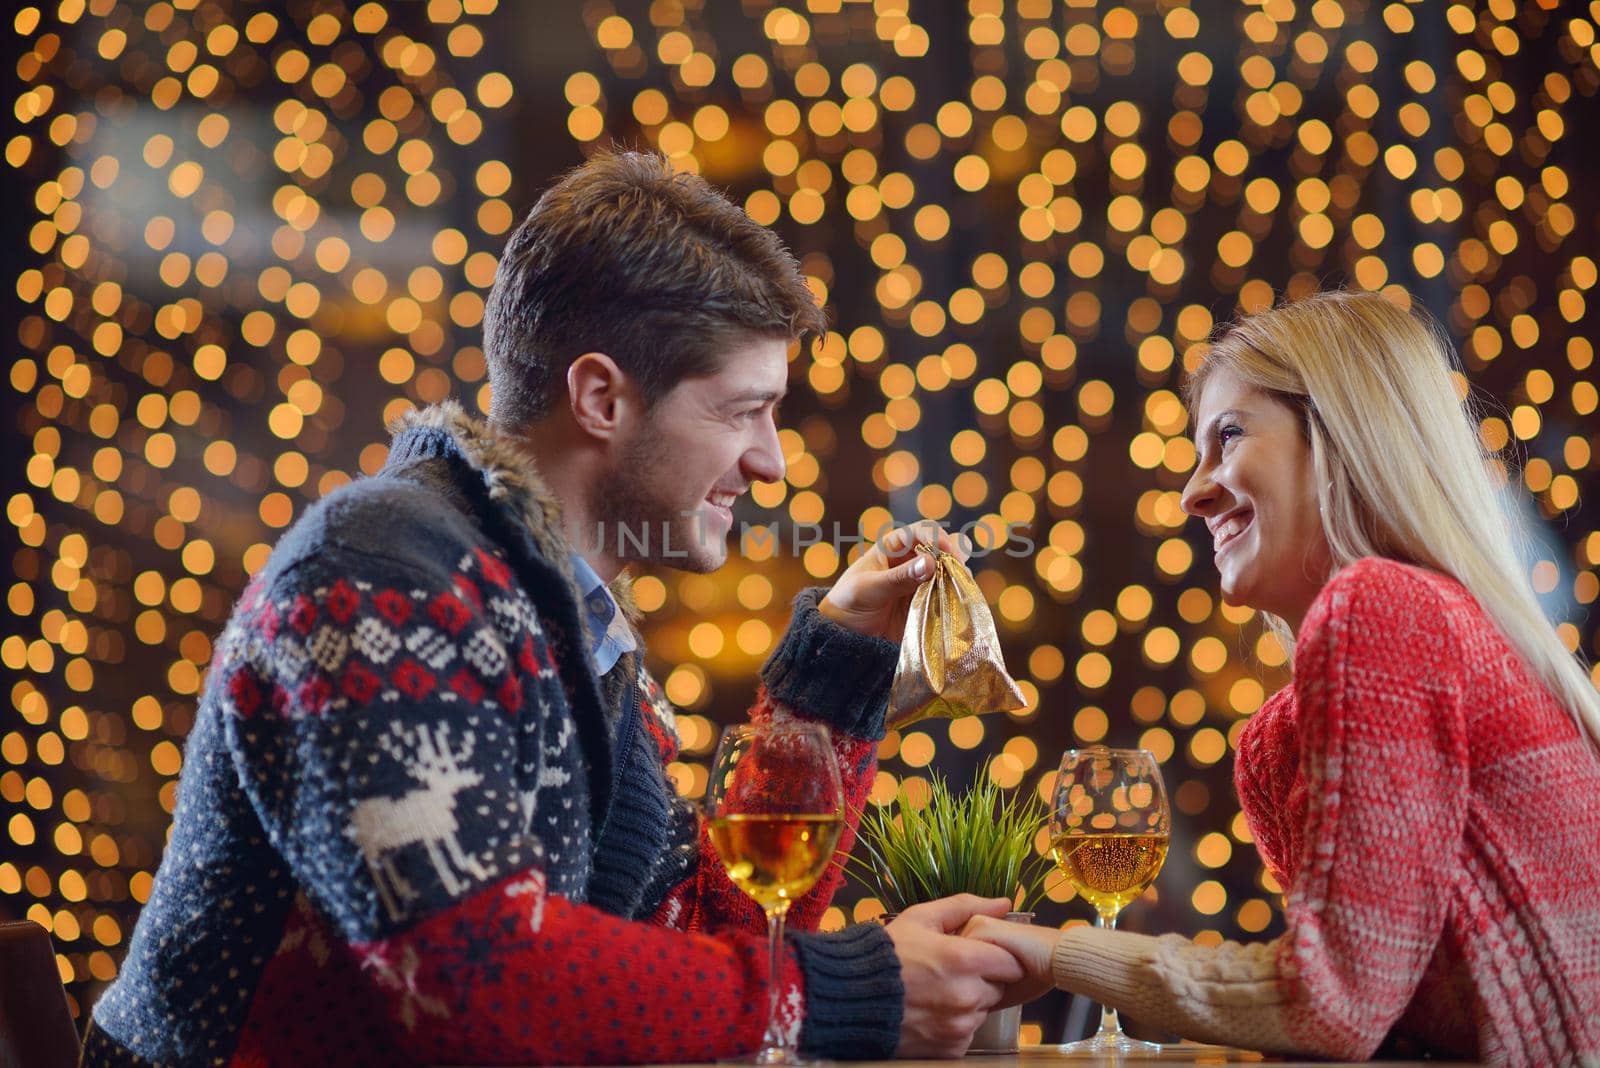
885, 895, 1024, 1058
820, 521, 970, 644
958, 914, 1061, 1009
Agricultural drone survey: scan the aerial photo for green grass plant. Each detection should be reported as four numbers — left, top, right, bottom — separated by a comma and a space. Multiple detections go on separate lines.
845, 763, 1052, 913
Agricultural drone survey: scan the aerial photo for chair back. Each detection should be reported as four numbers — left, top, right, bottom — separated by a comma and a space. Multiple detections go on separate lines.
0, 920, 80, 1068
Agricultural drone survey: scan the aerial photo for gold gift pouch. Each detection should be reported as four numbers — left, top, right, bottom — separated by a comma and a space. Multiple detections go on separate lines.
888, 544, 1026, 730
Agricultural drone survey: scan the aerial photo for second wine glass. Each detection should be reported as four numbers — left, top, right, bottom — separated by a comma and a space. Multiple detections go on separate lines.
706, 721, 843, 1065
1049, 745, 1171, 1055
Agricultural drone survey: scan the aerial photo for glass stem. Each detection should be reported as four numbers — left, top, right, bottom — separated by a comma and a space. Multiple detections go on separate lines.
1094, 910, 1124, 1039
761, 900, 793, 1056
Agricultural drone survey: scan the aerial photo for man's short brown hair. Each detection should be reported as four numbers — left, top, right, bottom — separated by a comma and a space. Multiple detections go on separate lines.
483, 151, 826, 426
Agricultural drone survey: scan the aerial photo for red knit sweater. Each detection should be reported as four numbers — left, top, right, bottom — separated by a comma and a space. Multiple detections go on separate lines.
1234, 557, 1600, 1065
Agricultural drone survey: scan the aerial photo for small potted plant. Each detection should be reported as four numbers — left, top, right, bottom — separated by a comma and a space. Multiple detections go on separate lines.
845, 764, 1052, 1054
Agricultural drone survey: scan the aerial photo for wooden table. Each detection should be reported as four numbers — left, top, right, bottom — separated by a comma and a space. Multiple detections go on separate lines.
454, 1040, 1483, 1067
645, 1043, 1481, 1067
461, 1051, 1479, 1067
918, 1045, 1473, 1066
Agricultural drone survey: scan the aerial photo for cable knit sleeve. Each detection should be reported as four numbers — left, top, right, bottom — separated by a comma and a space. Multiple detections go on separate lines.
1271, 558, 1468, 1056
1048, 559, 1468, 1059
1050, 926, 1299, 1052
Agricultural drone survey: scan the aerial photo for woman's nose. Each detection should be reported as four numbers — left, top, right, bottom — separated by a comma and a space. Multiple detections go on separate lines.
1180, 463, 1218, 517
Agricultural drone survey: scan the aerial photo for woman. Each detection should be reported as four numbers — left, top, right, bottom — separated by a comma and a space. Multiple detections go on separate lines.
967, 290, 1600, 1066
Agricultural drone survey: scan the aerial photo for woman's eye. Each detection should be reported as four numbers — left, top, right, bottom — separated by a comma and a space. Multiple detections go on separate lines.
1218, 425, 1242, 447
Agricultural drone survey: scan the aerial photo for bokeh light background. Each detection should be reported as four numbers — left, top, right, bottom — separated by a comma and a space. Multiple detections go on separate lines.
5, 0, 1598, 1041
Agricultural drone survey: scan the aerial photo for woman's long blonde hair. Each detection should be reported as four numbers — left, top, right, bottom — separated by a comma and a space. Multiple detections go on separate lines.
1189, 289, 1600, 749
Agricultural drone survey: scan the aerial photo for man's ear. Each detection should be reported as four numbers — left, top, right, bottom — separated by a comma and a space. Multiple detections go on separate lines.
565, 352, 637, 441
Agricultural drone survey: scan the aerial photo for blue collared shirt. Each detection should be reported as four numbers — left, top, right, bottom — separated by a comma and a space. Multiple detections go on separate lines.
570, 553, 637, 676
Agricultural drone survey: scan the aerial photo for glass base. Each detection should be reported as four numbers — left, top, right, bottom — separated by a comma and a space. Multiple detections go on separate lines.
721, 1048, 823, 1066
1055, 1031, 1163, 1057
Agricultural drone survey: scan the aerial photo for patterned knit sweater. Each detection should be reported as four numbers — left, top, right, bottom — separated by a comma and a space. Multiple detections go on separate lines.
1049, 557, 1600, 1066
84, 403, 905, 1066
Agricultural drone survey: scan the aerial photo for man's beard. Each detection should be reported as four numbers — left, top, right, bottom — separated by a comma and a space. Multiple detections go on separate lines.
593, 424, 727, 573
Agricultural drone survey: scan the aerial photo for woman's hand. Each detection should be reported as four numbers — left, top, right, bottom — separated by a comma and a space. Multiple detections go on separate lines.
959, 914, 1062, 1008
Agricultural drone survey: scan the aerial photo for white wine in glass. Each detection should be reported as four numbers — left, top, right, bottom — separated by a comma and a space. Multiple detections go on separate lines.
707, 722, 843, 1065
708, 814, 843, 909
1050, 746, 1171, 1055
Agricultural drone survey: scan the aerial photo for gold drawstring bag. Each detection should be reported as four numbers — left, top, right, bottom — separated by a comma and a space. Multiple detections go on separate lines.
888, 544, 1026, 730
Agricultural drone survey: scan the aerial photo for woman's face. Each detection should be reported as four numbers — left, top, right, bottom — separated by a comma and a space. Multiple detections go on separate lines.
1180, 367, 1333, 629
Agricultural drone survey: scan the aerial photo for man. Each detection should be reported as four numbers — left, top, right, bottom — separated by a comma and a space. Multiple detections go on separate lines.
86, 151, 1022, 1065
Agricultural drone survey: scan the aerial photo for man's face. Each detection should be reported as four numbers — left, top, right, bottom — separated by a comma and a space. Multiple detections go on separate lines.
597, 335, 788, 572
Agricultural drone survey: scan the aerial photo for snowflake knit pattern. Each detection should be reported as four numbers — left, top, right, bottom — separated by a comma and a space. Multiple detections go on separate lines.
1235, 557, 1600, 1066
84, 402, 905, 1066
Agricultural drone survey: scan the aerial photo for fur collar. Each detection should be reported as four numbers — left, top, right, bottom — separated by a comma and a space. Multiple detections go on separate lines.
393, 400, 639, 624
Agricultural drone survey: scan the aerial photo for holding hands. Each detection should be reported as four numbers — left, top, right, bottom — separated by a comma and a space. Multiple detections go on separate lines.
883, 895, 1024, 1057
957, 915, 1061, 1009
886, 907, 1069, 1058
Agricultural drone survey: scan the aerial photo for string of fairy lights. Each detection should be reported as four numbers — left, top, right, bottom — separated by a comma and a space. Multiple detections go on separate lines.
4, 0, 1598, 1034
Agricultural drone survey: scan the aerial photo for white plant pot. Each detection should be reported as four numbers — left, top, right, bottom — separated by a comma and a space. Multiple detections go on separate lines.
966, 912, 1033, 1055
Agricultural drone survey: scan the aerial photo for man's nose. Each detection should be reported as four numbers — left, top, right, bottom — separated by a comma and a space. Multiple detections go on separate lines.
743, 414, 785, 484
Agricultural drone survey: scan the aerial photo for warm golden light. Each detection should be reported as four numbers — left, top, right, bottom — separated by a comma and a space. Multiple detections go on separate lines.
5, 0, 1595, 1029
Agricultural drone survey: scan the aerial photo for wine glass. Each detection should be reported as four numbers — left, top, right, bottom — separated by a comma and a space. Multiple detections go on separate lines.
707, 722, 844, 1065
1049, 746, 1171, 1055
